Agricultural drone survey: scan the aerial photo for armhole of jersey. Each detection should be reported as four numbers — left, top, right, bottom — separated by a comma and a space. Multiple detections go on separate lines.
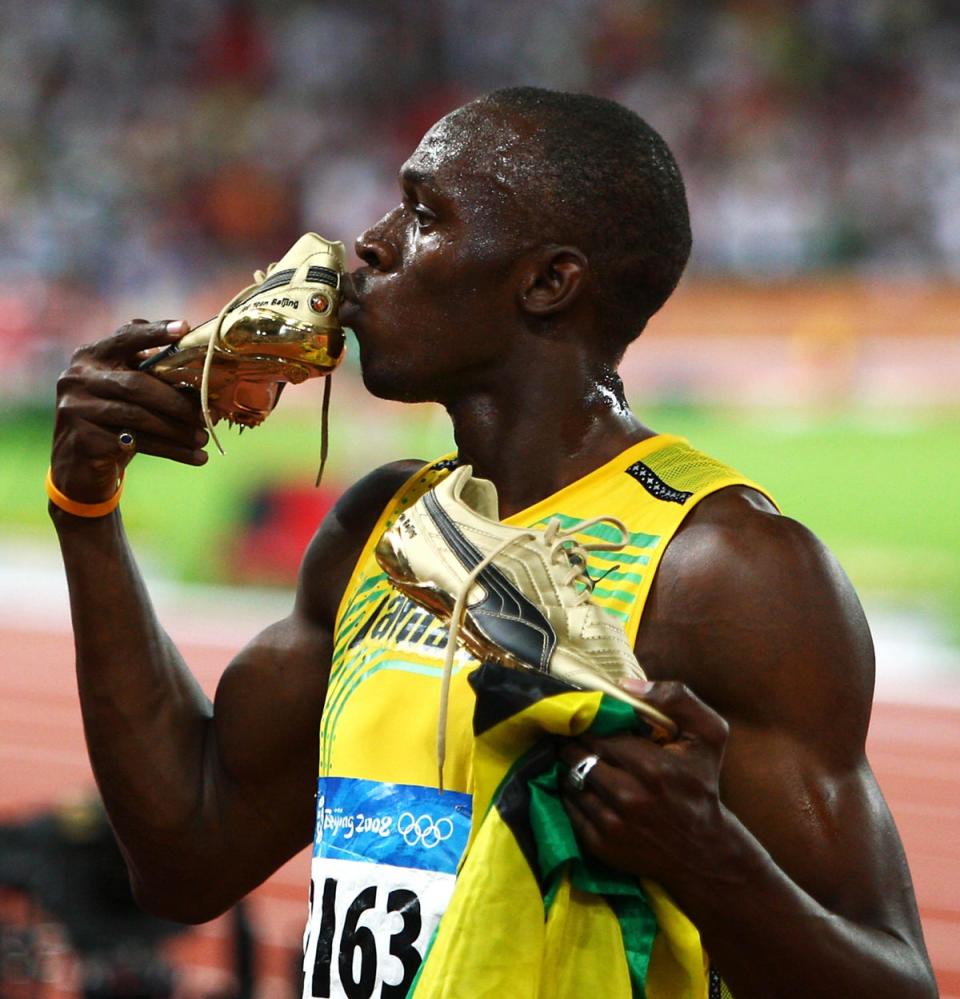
623, 476, 778, 646
332, 458, 453, 635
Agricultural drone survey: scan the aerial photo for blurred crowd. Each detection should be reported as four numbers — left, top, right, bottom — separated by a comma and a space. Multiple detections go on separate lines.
1, 0, 959, 403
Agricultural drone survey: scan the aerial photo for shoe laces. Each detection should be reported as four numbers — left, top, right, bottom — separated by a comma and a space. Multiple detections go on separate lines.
199, 261, 333, 485
436, 513, 630, 790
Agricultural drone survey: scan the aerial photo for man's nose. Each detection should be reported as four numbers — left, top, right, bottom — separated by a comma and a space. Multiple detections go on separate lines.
355, 210, 401, 271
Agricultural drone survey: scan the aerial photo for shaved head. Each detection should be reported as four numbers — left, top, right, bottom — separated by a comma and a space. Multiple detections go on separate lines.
434, 87, 693, 348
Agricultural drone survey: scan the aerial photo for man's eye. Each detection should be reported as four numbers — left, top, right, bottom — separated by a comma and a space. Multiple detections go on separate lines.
413, 204, 435, 228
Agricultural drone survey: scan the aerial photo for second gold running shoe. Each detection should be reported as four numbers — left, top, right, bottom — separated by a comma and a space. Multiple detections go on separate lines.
375, 465, 677, 785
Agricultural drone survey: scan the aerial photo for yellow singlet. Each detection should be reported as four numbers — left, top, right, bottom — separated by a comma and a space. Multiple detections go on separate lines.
301, 436, 773, 999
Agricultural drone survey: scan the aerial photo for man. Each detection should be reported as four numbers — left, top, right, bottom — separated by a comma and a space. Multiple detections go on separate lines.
49, 88, 935, 996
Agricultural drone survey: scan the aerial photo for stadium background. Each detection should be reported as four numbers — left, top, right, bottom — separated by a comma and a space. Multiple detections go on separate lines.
0, 0, 957, 995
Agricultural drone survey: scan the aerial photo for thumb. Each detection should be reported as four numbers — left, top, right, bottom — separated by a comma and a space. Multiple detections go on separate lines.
622, 679, 729, 749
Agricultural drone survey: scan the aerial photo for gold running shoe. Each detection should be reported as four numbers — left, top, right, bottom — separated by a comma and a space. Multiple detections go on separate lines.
375, 465, 677, 787
141, 233, 347, 463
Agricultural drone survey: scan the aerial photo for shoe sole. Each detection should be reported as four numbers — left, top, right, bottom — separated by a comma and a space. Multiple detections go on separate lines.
375, 529, 677, 742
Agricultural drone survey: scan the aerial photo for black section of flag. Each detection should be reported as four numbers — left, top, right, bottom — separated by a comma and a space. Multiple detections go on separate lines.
491, 740, 556, 897
470, 662, 575, 736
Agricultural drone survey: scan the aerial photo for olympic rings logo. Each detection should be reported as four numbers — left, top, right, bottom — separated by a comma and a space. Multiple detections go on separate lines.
396, 811, 454, 849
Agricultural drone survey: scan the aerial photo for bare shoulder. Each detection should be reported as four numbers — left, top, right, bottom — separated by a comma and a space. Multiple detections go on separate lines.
295, 458, 428, 627
212, 459, 426, 788
636, 485, 875, 761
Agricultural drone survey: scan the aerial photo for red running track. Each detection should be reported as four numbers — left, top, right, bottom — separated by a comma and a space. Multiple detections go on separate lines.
1, 624, 957, 997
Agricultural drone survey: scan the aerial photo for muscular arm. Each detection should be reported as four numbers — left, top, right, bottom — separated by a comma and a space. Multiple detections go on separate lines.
562, 487, 936, 997
51, 320, 421, 921
54, 506, 332, 921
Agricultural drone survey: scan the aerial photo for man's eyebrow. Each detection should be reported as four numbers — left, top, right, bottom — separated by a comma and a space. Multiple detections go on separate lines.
400, 167, 436, 189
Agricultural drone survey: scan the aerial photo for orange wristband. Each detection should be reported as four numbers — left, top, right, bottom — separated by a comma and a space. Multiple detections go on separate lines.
45, 466, 124, 518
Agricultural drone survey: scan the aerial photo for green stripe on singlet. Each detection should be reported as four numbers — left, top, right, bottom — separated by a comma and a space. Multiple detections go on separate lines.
594, 604, 630, 623
587, 549, 650, 565
320, 646, 472, 773
336, 573, 388, 630
532, 513, 660, 551
333, 572, 392, 648
326, 625, 386, 723
588, 568, 644, 584
323, 582, 392, 772
323, 598, 443, 771
523, 515, 655, 624
331, 588, 393, 664
589, 586, 637, 605
327, 590, 422, 713
320, 643, 374, 773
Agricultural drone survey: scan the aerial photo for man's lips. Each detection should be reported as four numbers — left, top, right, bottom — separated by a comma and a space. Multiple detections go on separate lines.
338, 272, 362, 324
340, 271, 359, 303
339, 299, 360, 325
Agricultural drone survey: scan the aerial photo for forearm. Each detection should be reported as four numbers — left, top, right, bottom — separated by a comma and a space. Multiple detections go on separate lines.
46, 322, 330, 921
666, 811, 936, 999
52, 506, 218, 883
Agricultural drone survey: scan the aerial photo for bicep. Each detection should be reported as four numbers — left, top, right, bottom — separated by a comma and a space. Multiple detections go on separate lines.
197, 610, 333, 888
641, 490, 926, 947
201, 459, 424, 865
719, 724, 925, 945
214, 611, 331, 801
209, 499, 355, 810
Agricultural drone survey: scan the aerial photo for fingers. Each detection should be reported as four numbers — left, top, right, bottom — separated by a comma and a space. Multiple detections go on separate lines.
552, 691, 732, 884
126, 429, 209, 466
621, 679, 729, 750
57, 319, 205, 444
56, 367, 205, 457
67, 419, 208, 468
51, 320, 207, 503
84, 319, 190, 365
69, 396, 207, 452
557, 747, 655, 874
562, 782, 625, 859
558, 747, 630, 798
556, 684, 731, 828
558, 742, 653, 813
79, 368, 202, 425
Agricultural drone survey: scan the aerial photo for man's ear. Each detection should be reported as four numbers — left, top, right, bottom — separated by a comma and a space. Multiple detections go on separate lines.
517, 245, 589, 317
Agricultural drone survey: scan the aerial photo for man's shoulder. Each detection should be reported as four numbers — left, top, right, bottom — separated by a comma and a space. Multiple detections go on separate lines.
659, 483, 851, 612
295, 459, 428, 627
638, 484, 875, 755
331, 459, 429, 532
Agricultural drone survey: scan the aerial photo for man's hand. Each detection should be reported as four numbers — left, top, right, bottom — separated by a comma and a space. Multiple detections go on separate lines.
559, 679, 738, 889
51, 319, 207, 504
555, 487, 937, 998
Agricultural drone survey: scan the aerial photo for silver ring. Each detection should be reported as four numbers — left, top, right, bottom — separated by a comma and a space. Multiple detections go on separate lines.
118, 430, 136, 451
565, 753, 601, 793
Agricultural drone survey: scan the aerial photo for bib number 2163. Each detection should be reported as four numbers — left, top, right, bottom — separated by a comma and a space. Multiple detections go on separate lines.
307, 874, 429, 999
305, 778, 469, 999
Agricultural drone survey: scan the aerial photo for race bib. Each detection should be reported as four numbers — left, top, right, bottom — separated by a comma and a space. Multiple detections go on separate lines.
302, 777, 471, 999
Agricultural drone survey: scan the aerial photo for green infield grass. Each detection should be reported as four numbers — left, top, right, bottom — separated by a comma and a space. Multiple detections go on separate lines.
4, 401, 958, 643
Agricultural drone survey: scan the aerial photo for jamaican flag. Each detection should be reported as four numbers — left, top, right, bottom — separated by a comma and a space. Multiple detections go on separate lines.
409, 663, 710, 998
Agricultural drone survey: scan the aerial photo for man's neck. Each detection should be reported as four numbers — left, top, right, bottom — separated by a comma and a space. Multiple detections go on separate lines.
445, 362, 655, 518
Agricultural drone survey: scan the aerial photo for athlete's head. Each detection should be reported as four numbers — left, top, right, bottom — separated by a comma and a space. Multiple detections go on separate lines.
473, 87, 691, 345
346, 87, 690, 402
